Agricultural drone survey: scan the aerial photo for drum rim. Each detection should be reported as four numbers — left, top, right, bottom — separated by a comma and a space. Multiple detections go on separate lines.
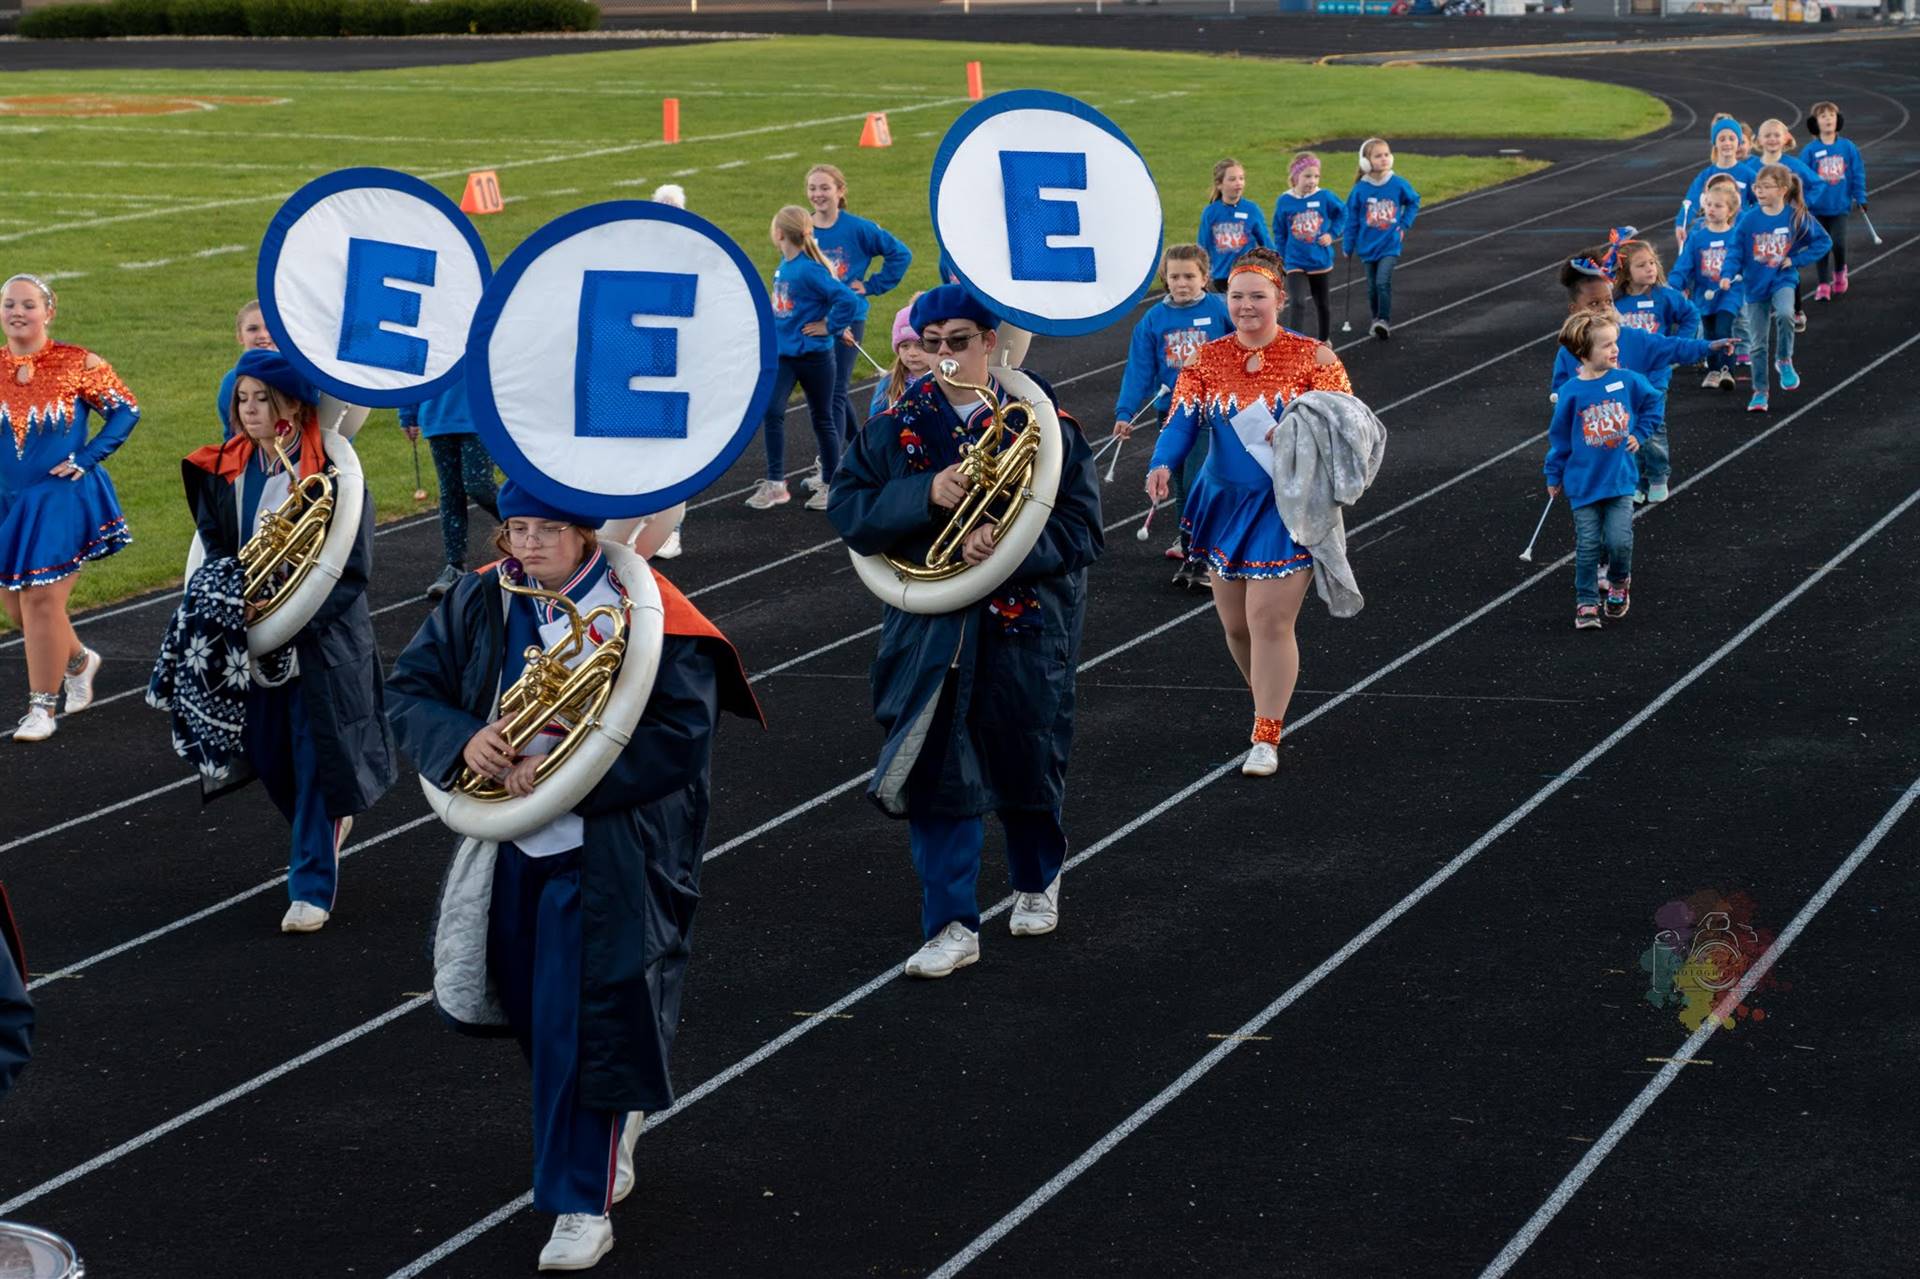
0, 1217, 83, 1264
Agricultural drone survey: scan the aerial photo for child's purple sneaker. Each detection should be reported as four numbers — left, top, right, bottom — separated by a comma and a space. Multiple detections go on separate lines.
1574, 605, 1603, 630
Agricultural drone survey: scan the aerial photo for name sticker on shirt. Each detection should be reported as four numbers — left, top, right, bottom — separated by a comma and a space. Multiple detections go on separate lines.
1194, 317, 1212, 326
1233, 211, 1248, 219
1605, 381, 1625, 392
1634, 300, 1654, 309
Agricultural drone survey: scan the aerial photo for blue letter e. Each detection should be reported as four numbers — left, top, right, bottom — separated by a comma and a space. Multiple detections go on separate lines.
337, 237, 437, 375
999, 150, 1096, 283
575, 270, 698, 440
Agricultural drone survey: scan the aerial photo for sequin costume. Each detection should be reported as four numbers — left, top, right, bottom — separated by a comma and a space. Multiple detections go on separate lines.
1149, 330, 1351, 580
0, 342, 139, 589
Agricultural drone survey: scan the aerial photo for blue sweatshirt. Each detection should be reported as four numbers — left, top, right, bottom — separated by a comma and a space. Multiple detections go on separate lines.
1720, 203, 1833, 304
1799, 137, 1866, 217
1272, 190, 1347, 274
397, 377, 477, 439
1544, 369, 1663, 509
1615, 284, 1700, 341
1342, 174, 1420, 262
1197, 198, 1275, 280
1549, 326, 1713, 399
1675, 163, 1749, 233
1669, 227, 1742, 318
770, 254, 863, 357
1113, 293, 1231, 422
1736, 153, 1818, 207
811, 210, 913, 318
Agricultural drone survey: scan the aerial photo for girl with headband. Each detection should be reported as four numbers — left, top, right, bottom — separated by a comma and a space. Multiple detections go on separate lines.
1144, 248, 1352, 778
1271, 151, 1345, 341
0, 273, 140, 742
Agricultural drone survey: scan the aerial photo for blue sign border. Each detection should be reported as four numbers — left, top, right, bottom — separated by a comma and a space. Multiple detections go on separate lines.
928, 88, 1163, 338
256, 166, 493, 410
465, 201, 778, 521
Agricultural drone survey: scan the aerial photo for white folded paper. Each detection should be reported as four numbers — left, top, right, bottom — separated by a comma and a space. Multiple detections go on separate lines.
1229, 397, 1278, 475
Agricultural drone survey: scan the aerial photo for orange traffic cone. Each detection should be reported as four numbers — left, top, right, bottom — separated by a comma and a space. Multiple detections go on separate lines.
459, 170, 503, 215
858, 112, 892, 148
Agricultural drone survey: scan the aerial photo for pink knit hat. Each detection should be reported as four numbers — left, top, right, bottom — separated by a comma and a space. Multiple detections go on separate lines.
891, 299, 920, 351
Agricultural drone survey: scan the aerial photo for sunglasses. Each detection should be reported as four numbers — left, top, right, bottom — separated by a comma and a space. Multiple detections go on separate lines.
918, 329, 983, 354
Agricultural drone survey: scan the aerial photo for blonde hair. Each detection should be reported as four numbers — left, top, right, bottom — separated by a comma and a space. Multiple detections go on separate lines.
1698, 183, 1739, 221
1208, 157, 1244, 203
228, 375, 314, 439
1356, 137, 1390, 182
651, 183, 686, 208
1559, 311, 1619, 361
1613, 241, 1667, 290
773, 205, 834, 269
806, 163, 847, 210
1755, 117, 1797, 154
235, 298, 262, 326
2, 273, 55, 308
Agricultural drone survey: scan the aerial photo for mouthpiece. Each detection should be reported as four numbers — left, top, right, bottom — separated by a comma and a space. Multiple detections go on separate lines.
938, 358, 960, 379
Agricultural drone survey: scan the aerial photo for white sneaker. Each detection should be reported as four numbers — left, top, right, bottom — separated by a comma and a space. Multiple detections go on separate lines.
611, 1111, 644, 1205
62, 647, 102, 713
655, 528, 682, 559
12, 705, 56, 743
803, 486, 829, 511
1009, 873, 1061, 936
904, 921, 980, 979
1242, 742, 1279, 777
538, 1213, 613, 1272
280, 901, 330, 933
744, 480, 790, 510
802, 460, 826, 492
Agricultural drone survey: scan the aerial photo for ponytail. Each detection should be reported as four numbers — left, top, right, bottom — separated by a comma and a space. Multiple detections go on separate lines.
773, 204, 833, 269
1208, 157, 1241, 204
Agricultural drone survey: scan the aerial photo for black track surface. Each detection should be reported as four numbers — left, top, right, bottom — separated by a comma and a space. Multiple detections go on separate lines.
2, 17, 1917, 1279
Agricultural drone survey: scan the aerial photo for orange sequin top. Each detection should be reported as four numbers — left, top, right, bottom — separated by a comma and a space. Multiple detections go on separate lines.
0, 341, 139, 484
1149, 330, 1352, 485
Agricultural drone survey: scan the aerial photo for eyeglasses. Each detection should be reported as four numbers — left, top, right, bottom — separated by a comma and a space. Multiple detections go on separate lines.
917, 329, 983, 354
504, 523, 572, 545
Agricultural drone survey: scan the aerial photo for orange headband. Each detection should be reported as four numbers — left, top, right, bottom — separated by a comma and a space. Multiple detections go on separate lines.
1227, 261, 1285, 291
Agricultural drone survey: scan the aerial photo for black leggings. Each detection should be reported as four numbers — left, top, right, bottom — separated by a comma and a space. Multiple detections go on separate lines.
429, 434, 500, 570
1815, 211, 1850, 283
1284, 270, 1331, 340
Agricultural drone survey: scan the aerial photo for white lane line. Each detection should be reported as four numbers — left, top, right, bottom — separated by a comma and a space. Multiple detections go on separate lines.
24, 814, 438, 992
1479, 771, 1920, 1279
749, 626, 881, 684
0, 777, 196, 857
685, 538, 843, 599
389, 321, 1920, 1276
0, 995, 431, 1216
924, 481, 1920, 1279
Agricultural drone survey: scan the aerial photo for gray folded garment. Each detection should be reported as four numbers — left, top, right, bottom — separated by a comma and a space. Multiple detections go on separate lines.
1268, 391, 1388, 618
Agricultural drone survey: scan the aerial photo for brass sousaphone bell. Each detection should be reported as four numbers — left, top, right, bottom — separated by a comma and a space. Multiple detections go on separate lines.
235, 412, 367, 657
849, 360, 1066, 615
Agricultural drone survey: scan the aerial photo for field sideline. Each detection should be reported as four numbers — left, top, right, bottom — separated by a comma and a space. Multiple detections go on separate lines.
0, 35, 1666, 614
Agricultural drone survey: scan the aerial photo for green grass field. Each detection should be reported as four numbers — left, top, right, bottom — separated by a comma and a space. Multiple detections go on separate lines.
0, 35, 1667, 617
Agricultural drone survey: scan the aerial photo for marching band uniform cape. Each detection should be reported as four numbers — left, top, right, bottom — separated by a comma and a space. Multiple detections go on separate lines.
827, 369, 1103, 820
0, 341, 139, 590
385, 560, 758, 1114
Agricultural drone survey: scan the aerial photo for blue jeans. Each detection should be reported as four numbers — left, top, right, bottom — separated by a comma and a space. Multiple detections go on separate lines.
1364, 255, 1397, 323
908, 810, 1068, 939
245, 680, 339, 911
832, 316, 867, 440
1703, 310, 1735, 374
489, 846, 626, 1216
1571, 495, 1634, 606
1743, 286, 1796, 398
762, 348, 839, 482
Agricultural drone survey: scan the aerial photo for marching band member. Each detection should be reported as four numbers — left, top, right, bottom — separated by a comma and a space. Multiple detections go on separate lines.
1145, 248, 1353, 778
386, 481, 758, 1272
1, 273, 138, 742
826, 284, 1103, 979
158, 349, 394, 933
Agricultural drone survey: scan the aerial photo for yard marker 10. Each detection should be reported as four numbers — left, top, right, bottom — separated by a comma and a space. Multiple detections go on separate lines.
459, 170, 503, 216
